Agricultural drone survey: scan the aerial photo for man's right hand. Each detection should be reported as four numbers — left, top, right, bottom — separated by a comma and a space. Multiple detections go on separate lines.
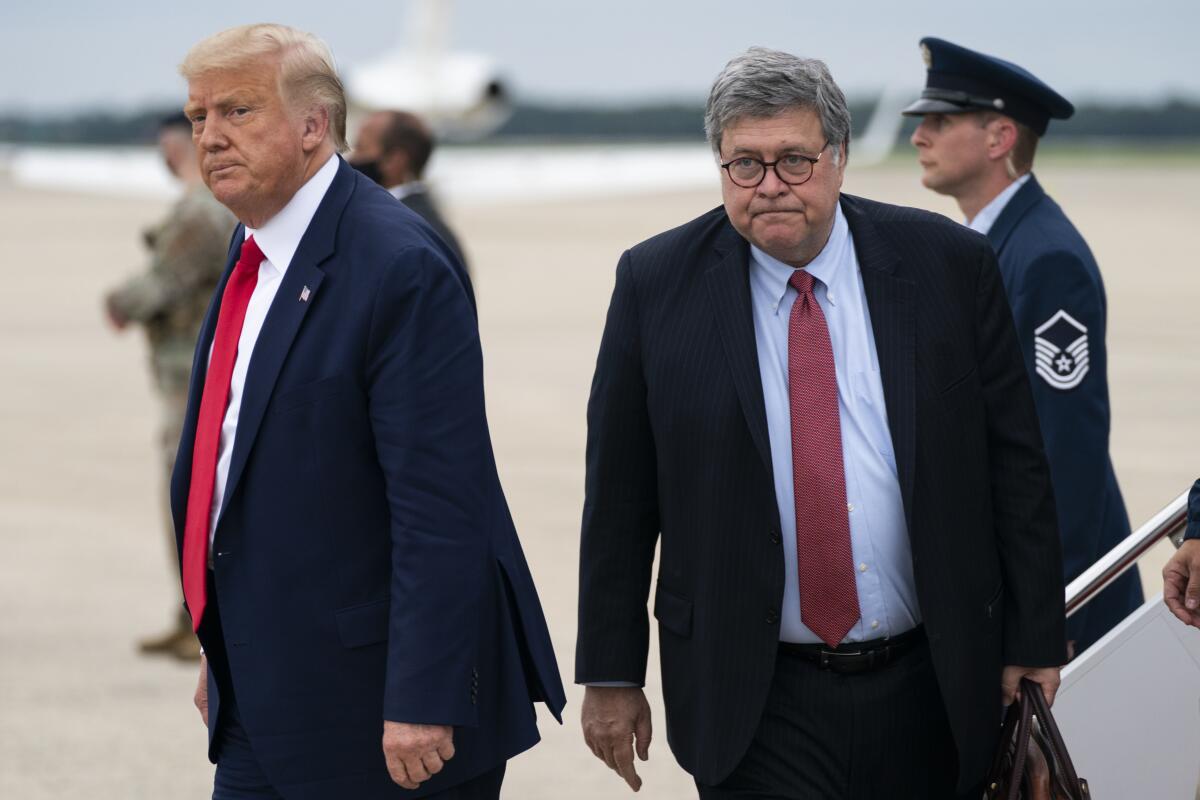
1164, 539, 1200, 628
581, 686, 652, 792
195, 654, 209, 727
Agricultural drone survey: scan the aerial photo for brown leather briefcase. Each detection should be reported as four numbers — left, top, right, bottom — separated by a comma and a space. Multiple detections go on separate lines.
983, 677, 1091, 800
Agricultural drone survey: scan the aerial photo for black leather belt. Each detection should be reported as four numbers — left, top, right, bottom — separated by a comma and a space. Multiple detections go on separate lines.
779, 626, 925, 675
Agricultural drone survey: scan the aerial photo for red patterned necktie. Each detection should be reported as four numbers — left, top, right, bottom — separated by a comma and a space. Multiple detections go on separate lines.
788, 269, 860, 648
181, 236, 265, 631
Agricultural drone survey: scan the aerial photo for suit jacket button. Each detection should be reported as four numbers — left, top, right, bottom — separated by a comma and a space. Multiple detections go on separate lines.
765, 610, 779, 624
768, 529, 781, 544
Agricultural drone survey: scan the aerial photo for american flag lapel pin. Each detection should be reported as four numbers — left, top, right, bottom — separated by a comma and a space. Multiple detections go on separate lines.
300, 286, 311, 303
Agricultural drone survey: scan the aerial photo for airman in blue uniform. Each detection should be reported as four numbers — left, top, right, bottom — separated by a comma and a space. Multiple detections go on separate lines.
903, 37, 1142, 655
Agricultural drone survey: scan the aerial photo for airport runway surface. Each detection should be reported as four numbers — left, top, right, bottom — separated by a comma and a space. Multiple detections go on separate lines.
1, 157, 1196, 798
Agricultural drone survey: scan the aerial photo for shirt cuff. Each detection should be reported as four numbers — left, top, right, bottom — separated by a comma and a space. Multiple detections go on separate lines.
583, 681, 640, 688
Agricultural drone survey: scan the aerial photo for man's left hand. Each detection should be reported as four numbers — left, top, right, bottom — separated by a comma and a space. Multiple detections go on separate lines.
1001, 665, 1061, 707
382, 721, 455, 790
1163, 539, 1200, 628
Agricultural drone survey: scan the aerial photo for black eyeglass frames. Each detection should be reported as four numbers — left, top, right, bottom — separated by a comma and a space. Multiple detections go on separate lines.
720, 141, 830, 188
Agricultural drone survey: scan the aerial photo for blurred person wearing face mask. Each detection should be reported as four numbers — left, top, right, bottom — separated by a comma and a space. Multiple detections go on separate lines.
350, 110, 468, 274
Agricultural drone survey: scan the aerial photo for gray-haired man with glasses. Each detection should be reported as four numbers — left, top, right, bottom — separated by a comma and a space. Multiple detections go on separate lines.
576, 46, 1065, 799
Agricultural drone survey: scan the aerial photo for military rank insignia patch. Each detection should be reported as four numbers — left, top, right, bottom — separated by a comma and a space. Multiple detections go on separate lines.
1034, 310, 1089, 390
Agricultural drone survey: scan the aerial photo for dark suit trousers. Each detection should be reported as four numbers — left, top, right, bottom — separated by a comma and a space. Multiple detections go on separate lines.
696, 641, 977, 800
202, 579, 505, 800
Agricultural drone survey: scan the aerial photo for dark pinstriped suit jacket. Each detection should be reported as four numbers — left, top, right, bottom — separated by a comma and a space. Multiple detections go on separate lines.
576, 194, 1067, 789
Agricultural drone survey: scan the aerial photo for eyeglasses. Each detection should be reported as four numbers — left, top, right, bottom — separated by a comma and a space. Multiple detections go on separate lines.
720, 141, 830, 188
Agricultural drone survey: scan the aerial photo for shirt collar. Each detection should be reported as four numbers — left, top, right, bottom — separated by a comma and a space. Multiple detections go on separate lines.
245, 154, 339, 275
750, 202, 852, 313
967, 173, 1031, 236
388, 180, 426, 200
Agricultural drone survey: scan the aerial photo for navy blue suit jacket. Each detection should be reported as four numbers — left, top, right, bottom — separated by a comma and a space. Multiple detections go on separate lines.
170, 158, 565, 798
1185, 479, 1200, 540
987, 174, 1142, 650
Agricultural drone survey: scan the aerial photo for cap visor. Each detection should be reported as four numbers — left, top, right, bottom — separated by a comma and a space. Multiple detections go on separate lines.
901, 98, 971, 116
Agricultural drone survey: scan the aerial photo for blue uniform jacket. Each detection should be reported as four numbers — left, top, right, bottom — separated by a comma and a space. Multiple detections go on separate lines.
1186, 479, 1200, 540
986, 174, 1142, 651
170, 158, 565, 798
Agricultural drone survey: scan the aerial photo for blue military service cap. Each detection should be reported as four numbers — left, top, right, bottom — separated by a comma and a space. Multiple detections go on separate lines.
901, 37, 1074, 136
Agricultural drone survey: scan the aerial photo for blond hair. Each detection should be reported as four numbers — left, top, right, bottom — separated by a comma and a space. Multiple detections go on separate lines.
180, 23, 348, 152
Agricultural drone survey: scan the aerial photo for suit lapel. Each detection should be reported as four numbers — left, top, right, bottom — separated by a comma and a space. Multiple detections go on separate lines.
986, 174, 1045, 255
170, 229, 242, 540
215, 159, 356, 526
705, 221, 774, 479
841, 196, 917, 527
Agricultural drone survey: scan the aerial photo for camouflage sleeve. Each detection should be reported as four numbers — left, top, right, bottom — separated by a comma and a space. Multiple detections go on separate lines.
107, 193, 234, 323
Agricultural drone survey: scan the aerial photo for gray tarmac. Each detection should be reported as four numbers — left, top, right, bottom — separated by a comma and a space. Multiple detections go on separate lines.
1, 156, 1196, 798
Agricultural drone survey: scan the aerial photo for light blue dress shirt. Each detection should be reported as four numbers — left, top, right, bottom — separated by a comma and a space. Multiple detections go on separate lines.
967, 173, 1031, 235
749, 204, 921, 644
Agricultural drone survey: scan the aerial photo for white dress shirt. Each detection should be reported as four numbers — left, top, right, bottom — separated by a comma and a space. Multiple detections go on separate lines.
967, 173, 1031, 235
206, 154, 339, 548
749, 203, 921, 644
388, 180, 426, 201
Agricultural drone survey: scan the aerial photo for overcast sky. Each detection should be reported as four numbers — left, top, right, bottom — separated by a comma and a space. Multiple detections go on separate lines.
3, 0, 1197, 113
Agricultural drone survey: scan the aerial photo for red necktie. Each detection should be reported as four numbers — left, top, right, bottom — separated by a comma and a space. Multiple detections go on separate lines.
181, 236, 264, 631
788, 269, 860, 648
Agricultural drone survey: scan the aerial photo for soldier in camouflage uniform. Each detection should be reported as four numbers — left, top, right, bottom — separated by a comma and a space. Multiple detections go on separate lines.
105, 113, 236, 660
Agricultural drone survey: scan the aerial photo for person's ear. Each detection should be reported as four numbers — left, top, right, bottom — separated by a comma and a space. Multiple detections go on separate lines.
987, 117, 1018, 162
300, 107, 330, 153
383, 150, 414, 183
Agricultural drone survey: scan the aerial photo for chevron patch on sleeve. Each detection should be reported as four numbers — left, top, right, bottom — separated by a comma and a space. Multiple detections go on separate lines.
1033, 310, 1089, 390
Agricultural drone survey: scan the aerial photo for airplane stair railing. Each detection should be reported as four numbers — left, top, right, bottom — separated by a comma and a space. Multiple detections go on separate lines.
1065, 488, 1189, 616
1055, 487, 1198, 798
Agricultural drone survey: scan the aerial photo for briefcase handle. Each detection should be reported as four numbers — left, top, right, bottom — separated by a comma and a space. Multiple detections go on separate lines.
984, 678, 1090, 799
1023, 678, 1088, 797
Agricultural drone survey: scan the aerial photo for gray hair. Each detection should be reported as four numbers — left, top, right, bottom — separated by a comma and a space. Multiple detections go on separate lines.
704, 47, 851, 165
180, 23, 348, 152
